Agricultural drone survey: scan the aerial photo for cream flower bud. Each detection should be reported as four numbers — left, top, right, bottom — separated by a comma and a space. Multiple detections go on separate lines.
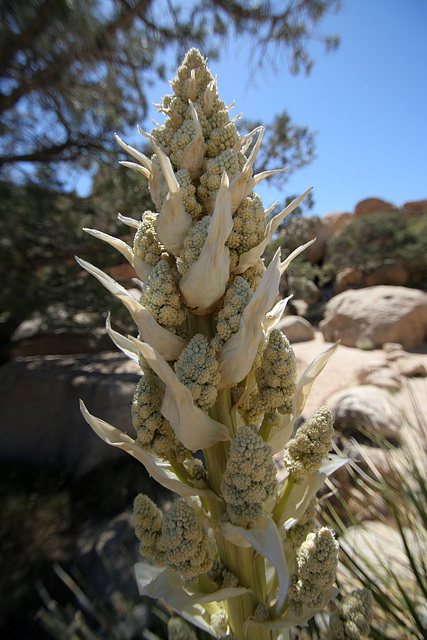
234, 188, 313, 274
221, 426, 277, 526
328, 588, 373, 640
133, 493, 166, 565
218, 249, 281, 389
132, 210, 170, 281
139, 127, 193, 256
179, 172, 233, 314
283, 406, 334, 483
288, 527, 339, 616
162, 499, 213, 579
201, 126, 262, 215
177, 101, 205, 180
297, 527, 339, 587
129, 336, 230, 451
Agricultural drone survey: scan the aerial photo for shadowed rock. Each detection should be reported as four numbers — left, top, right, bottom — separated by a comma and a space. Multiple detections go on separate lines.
0, 352, 140, 476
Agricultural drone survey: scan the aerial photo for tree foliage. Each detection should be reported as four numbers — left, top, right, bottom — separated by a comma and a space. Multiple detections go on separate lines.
325, 210, 427, 283
265, 210, 319, 264
0, 0, 339, 184
0, 168, 151, 340
0, 0, 341, 345
240, 112, 316, 188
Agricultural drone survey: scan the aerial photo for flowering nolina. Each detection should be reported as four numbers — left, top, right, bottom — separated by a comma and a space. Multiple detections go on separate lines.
78, 49, 346, 640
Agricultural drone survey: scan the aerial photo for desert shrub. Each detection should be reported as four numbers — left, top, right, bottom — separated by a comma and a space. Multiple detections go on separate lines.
266, 214, 321, 264
325, 211, 427, 285
266, 215, 332, 306
403, 213, 427, 281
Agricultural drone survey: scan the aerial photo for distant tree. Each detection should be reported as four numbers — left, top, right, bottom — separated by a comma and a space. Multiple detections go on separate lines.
0, 0, 340, 185
0, 167, 151, 342
0, 0, 341, 346
404, 213, 427, 280
264, 206, 318, 263
240, 113, 317, 188
325, 210, 427, 284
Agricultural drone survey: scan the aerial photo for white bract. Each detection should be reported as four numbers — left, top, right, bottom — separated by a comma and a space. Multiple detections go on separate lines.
179, 172, 233, 313
77, 48, 344, 640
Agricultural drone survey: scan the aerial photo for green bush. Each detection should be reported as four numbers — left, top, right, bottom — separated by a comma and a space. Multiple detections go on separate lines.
324, 211, 427, 285
266, 214, 321, 263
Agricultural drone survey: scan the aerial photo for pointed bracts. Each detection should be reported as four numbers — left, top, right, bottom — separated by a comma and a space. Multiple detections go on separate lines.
179, 173, 232, 313
76, 257, 186, 361
218, 249, 282, 388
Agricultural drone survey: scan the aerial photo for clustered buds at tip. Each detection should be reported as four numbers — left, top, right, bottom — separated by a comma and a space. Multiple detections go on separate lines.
221, 426, 277, 527
218, 249, 281, 388
133, 493, 166, 565
162, 499, 213, 579
129, 336, 229, 451
288, 527, 339, 616
283, 406, 334, 483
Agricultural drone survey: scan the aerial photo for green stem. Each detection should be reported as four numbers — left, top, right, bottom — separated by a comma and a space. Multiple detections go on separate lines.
168, 449, 192, 484
188, 312, 216, 339
204, 440, 229, 495
258, 413, 273, 442
204, 391, 273, 640
216, 388, 239, 437
272, 476, 295, 524
197, 328, 273, 639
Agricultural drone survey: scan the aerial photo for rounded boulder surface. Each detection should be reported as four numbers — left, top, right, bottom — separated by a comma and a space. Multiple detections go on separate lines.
353, 197, 399, 218
277, 315, 316, 343
320, 285, 427, 349
0, 352, 140, 476
327, 385, 404, 441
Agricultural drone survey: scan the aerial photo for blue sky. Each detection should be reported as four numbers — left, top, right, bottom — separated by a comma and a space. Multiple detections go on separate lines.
140, 0, 427, 218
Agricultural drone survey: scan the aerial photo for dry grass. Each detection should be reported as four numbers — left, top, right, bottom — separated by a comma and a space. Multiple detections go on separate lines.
323, 380, 427, 639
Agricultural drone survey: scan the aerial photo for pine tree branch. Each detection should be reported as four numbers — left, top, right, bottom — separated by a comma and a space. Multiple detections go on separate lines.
0, 138, 103, 166
0, 0, 52, 70
0, 0, 152, 115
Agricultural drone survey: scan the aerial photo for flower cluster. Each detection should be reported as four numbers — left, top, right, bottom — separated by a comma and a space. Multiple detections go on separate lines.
78, 49, 346, 640
327, 588, 374, 639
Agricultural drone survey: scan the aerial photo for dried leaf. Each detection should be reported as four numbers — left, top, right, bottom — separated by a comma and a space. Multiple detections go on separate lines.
80, 402, 216, 498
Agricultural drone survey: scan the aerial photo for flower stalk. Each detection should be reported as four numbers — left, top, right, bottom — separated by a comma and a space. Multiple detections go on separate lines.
77, 48, 345, 639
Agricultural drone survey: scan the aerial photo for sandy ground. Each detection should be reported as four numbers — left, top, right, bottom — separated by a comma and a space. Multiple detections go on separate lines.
291, 331, 427, 419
